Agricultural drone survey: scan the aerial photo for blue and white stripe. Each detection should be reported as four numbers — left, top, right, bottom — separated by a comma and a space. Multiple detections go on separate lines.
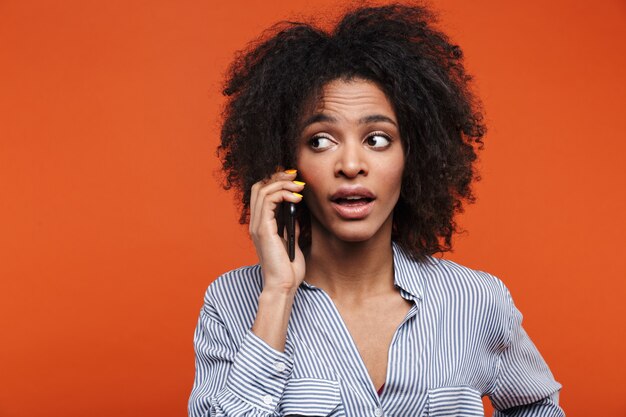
189, 242, 564, 416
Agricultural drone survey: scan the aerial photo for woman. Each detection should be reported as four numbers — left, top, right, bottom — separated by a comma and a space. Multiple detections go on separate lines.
189, 4, 564, 416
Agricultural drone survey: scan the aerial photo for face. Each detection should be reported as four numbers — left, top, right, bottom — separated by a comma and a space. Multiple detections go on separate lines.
296, 78, 405, 244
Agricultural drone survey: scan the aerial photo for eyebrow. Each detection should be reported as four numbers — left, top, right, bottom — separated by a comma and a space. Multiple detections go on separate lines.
301, 113, 398, 129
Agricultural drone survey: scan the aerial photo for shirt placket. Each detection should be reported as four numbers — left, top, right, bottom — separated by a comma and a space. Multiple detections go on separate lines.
380, 296, 430, 416
293, 286, 408, 417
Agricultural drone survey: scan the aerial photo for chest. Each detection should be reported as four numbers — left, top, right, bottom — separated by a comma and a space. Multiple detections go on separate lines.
337, 299, 413, 390
281, 291, 498, 416
280, 291, 500, 417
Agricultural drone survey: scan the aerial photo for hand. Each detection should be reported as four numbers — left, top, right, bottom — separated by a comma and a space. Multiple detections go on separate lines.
249, 169, 306, 294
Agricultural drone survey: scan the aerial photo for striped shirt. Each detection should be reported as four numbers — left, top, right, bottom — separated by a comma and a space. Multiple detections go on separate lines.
189, 242, 564, 416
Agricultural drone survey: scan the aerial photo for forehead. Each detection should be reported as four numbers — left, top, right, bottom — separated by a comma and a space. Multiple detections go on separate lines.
308, 78, 397, 119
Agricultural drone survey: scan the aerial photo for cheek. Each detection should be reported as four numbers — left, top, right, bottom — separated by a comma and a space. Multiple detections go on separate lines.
296, 153, 313, 185
296, 148, 330, 185
296, 154, 324, 202
393, 164, 405, 190
381, 155, 405, 195
295, 146, 313, 175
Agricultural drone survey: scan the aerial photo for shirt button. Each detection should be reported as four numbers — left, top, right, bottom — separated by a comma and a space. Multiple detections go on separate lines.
374, 407, 383, 417
273, 361, 286, 372
262, 395, 273, 405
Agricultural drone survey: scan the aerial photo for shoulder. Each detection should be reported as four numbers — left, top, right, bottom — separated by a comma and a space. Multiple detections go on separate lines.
424, 257, 507, 295
200, 264, 263, 337
393, 242, 505, 296
204, 264, 263, 305
408, 255, 512, 315
412, 257, 515, 344
394, 242, 509, 303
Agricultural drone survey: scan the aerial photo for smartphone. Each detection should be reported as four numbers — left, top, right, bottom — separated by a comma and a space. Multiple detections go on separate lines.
277, 202, 296, 261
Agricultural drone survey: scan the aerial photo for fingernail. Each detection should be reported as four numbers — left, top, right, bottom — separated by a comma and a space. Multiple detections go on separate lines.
292, 192, 303, 198
285, 169, 297, 174
293, 181, 305, 186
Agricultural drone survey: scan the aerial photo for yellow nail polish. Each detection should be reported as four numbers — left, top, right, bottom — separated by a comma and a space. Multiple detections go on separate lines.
292, 192, 303, 198
285, 169, 297, 174
293, 181, 305, 186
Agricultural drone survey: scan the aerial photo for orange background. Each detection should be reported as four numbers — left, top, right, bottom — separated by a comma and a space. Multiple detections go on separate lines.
1, 0, 624, 416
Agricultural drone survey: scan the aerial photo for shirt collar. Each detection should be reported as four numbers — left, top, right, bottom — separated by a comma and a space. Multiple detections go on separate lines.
392, 241, 438, 301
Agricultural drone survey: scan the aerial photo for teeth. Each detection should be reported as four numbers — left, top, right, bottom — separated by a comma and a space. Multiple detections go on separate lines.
345, 196, 363, 200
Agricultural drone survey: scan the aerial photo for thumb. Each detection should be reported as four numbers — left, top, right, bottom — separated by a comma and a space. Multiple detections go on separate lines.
294, 219, 305, 258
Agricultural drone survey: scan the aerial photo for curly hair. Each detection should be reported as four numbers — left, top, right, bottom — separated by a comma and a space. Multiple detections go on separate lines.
217, 3, 486, 261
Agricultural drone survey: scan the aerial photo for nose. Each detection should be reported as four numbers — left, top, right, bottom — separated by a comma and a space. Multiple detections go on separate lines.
334, 140, 368, 178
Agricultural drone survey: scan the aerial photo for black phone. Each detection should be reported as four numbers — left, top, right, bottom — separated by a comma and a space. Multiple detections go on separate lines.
277, 202, 296, 262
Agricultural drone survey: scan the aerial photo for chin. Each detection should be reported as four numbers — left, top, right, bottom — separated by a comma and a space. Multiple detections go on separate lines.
329, 222, 382, 243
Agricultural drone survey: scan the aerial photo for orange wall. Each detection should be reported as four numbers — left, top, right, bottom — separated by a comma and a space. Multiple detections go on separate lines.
0, 1, 624, 416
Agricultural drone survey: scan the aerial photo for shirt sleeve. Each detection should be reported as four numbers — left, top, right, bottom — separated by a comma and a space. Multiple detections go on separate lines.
188, 298, 295, 417
489, 288, 565, 417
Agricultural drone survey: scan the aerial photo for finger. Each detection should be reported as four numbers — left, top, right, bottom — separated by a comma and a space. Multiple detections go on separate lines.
294, 217, 301, 243
294, 219, 304, 253
257, 190, 303, 227
267, 169, 298, 184
250, 170, 300, 236
250, 175, 279, 234
251, 192, 301, 248
293, 219, 306, 268
258, 179, 305, 197
252, 177, 303, 233
249, 179, 276, 234
249, 181, 262, 233
281, 219, 289, 250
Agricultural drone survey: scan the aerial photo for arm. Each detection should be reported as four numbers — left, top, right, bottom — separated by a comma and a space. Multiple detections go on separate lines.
189, 170, 306, 416
188, 294, 295, 417
493, 393, 562, 417
489, 289, 565, 416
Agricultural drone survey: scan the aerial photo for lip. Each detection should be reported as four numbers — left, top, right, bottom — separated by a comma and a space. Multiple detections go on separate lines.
330, 185, 376, 201
330, 186, 376, 220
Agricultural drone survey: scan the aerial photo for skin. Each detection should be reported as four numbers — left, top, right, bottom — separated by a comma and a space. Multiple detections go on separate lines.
250, 77, 412, 392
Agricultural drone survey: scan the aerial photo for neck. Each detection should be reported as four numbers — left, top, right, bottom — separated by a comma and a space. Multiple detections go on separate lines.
304, 219, 395, 301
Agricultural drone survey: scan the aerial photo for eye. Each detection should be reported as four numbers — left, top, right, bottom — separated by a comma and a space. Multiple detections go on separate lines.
365, 132, 392, 149
309, 136, 335, 151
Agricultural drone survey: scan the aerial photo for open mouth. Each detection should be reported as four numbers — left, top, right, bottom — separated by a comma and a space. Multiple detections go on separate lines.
332, 196, 375, 206
329, 186, 376, 219
330, 196, 376, 220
